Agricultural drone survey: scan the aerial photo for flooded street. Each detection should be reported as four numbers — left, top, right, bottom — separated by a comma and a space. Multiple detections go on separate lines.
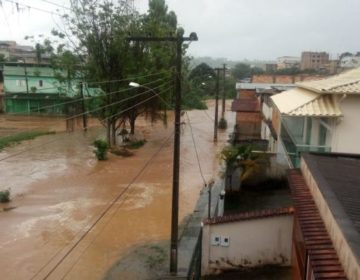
0, 101, 234, 280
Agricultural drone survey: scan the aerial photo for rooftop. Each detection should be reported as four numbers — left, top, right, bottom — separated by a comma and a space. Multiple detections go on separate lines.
288, 168, 348, 280
302, 153, 360, 258
271, 88, 342, 117
297, 67, 360, 94
236, 82, 294, 91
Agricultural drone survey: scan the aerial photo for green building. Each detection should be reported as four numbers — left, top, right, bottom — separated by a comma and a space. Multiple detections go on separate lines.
3, 63, 79, 114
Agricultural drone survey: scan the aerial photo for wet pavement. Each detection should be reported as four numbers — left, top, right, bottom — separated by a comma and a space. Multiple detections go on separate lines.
0, 101, 235, 280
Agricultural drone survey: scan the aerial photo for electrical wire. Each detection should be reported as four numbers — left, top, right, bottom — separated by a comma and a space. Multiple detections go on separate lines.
8, 70, 171, 95
0, 84, 173, 162
32, 130, 174, 280
66, 81, 172, 121
185, 111, 207, 185
4, 0, 63, 16
37, 0, 71, 10
6, 77, 169, 116
203, 109, 214, 122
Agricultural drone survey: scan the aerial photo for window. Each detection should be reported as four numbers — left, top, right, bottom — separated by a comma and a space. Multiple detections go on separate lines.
16, 80, 25, 86
39, 80, 43, 87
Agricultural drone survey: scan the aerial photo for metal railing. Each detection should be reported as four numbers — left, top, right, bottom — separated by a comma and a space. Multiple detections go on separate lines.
280, 121, 330, 167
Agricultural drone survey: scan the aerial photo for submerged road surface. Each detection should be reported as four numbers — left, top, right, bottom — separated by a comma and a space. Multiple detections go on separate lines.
0, 101, 234, 279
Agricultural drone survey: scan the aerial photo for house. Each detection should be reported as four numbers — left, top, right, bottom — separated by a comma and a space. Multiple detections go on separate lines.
3, 63, 79, 114
288, 152, 360, 280
271, 67, 360, 167
277, 56, 300, 70
301, 52, 329, 72
0, 41, 51, 64
232, 82, 294, 147
340, 56, 360, 69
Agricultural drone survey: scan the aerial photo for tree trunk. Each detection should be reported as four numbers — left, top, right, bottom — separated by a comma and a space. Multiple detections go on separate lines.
111, 121, 116, 146
106, 119, 111, 146
130, 116, 135, 135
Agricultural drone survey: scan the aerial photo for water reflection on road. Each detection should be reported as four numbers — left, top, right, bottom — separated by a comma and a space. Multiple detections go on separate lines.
0, 101, 234, 279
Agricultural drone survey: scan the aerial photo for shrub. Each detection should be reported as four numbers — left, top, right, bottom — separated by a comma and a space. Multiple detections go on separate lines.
0, 189, 10, 203
93, 139, 109, 160
218, 117, 227, 129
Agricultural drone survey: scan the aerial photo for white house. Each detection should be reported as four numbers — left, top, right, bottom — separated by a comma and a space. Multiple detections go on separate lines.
270, 67, 360, 167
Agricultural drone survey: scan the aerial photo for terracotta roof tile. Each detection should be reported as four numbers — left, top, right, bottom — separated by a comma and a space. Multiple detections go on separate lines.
288, 169, 348, 280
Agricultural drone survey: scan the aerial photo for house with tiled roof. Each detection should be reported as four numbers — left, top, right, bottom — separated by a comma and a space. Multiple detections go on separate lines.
288, 152, 360, 280
271, 68, 360, 167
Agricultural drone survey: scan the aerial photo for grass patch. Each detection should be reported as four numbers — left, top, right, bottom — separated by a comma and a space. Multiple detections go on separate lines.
0, 189, 10, 203
0, 130, 55, 151
126, 139, 147, 149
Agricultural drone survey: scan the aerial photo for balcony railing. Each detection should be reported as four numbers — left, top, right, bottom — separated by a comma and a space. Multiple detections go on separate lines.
280, 122, 331, 167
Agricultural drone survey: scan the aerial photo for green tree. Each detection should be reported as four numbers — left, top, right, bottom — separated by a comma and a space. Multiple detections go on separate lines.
57, 0, 181, 145
231, 63, 251, 80
188, 63, 216, 84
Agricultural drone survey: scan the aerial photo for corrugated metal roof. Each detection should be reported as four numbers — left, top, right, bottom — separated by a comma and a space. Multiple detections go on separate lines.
271, 88, 342, 117
297, 67, 360, 94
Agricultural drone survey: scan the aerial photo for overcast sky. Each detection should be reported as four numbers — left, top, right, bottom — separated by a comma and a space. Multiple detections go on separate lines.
1, 0, 359, 61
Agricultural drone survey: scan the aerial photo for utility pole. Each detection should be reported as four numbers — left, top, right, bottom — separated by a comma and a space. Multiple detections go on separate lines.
79, 82, 87, 131
221, 64, 226, 118
128, 32, 198, 275
213, 68, 221, 142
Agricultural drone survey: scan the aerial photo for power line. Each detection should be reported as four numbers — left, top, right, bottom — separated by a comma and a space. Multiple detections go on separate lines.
35, 130, 174, 280
99, 85, 173, 122
203, 109, 214, 122
38, 0, 71, 10
4, 0, 63, 16
6, 77, 169, 116
8, 70, 171, 95
66, 81, 172, 121
0, 84, 173, 162
185, 112, 207, 185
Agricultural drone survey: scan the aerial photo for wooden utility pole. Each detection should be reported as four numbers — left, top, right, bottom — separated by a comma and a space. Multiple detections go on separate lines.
128, 32, 198, 275
221, 64, 226, 118
79, 82, 87, 131
213, 68, 221, 142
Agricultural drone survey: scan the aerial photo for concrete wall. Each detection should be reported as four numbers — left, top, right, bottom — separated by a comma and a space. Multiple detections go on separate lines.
201, 215, 293, 275
252, 74, 324, 84
331, 95, 360, 154
301, 159, 360, 280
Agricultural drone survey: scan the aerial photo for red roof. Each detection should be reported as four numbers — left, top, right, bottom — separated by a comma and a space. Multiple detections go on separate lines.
288, 169, 348, 280
203, 207, 294, 225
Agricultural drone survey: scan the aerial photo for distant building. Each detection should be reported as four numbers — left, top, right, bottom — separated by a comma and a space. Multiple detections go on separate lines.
0, 40, 51, 64
265, 63, 277, 72
340, 55, 360, 69
300, 51, 329, 71
277, 56, 300, 70
2, 63, 103, 115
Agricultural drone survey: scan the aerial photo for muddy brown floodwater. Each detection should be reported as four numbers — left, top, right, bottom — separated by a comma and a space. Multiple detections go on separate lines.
0, 101, 234, 280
